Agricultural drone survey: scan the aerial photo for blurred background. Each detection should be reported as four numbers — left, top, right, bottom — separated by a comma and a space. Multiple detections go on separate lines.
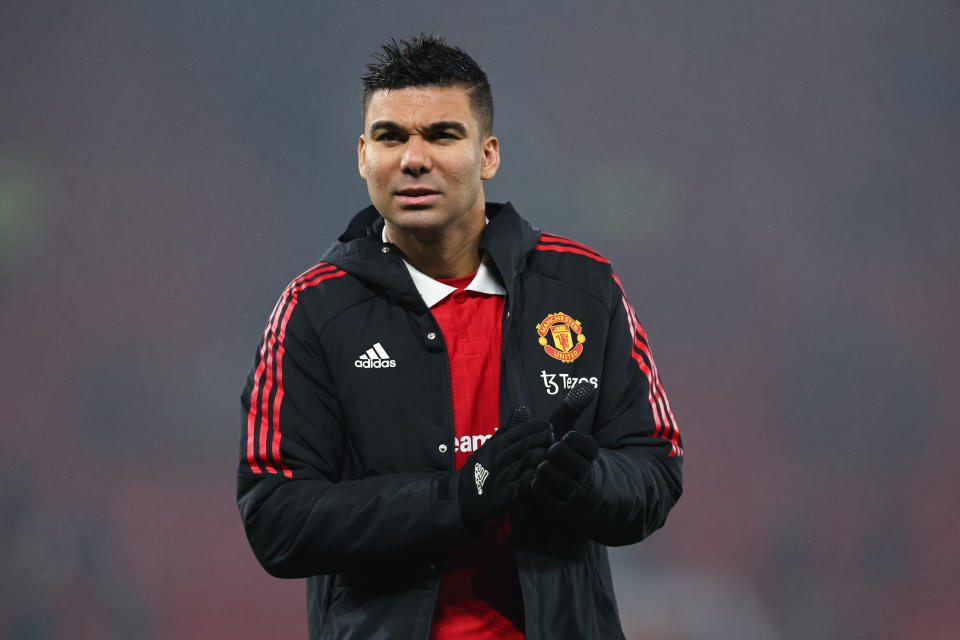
1, 1, 957, 638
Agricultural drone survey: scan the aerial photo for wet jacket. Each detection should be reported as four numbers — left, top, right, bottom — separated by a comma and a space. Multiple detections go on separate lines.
237, 201, 683, 639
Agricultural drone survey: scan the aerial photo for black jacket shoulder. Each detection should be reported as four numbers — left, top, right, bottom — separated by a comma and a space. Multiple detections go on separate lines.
525, 231, 618, 311
269, 262, 381, 337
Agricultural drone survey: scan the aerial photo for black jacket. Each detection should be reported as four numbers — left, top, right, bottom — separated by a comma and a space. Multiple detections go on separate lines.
238, 202, 683, 639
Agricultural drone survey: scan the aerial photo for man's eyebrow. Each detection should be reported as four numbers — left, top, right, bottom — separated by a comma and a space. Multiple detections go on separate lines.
424, 121, 467, 135
368, 120, 467, 135
369, 120, 403, 133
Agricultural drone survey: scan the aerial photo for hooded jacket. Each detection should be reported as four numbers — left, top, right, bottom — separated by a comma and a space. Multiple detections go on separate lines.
238, 202, 683, 639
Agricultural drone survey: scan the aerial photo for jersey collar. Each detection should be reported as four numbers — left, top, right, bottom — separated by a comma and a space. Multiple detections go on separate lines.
382, 223, 506, 308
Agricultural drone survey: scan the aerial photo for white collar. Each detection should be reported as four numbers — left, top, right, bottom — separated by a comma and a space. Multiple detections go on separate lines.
382, 222, 506, 308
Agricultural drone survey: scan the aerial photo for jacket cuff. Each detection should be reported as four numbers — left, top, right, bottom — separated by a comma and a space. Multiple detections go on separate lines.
536, 463, 603, 524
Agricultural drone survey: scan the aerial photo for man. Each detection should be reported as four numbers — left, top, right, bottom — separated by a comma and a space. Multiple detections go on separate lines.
238, 35, 682, 639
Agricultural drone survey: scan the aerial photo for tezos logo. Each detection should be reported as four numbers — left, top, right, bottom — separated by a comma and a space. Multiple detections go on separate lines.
540, 370, 598, 396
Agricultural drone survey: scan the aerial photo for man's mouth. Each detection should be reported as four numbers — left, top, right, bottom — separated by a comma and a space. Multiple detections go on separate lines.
395, 188, 440, 206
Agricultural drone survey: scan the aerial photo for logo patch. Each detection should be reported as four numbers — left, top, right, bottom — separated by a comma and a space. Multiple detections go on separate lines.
354, 342, 397, 368
474, 463, 489, 495
540, 370, 598, 396
536, 312, 586, 363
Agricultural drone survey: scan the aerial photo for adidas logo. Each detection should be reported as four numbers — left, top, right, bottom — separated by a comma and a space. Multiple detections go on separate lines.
354, 342, 397, 369
474, 463, 489, 495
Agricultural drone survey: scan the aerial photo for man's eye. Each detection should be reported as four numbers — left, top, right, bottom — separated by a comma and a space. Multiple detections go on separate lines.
377, 132, 400, 142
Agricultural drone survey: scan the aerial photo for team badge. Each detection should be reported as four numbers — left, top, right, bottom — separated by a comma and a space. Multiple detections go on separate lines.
536, 312, 586, 363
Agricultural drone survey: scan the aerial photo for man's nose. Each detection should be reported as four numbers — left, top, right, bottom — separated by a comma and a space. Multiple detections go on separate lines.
400, 136, 431, 175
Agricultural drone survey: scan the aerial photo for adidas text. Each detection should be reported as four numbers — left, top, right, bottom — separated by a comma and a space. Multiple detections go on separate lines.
355, 342, 397, 369
355, 359, 396, 368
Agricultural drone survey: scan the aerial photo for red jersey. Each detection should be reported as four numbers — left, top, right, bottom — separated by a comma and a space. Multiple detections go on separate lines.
428, 272, 524, 640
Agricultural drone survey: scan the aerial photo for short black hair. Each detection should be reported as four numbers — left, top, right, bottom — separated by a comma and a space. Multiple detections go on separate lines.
361, 34, 494, 136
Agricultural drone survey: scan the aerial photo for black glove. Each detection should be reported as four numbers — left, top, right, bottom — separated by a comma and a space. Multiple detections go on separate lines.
546, 381, 596, 439
528, 380, 599, 509
457, 406, 552, 531
531, 430, 599, 509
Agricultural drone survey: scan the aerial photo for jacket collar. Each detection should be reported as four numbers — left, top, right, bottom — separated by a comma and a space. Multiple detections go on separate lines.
476, 201, 541, 300
325, 201, 540, 309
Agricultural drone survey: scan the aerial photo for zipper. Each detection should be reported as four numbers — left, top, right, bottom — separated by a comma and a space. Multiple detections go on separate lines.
500, 291, 531, 416
501, 283, 542, 638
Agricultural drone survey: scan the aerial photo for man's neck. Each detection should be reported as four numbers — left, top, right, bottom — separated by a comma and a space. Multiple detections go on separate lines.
384, 209, 486, 280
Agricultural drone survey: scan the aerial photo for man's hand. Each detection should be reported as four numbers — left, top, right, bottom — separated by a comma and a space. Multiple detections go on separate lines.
530, 431, 599, 509
456, 382, 598, 530
531, 381, 599, 510
456, 407, 552, 531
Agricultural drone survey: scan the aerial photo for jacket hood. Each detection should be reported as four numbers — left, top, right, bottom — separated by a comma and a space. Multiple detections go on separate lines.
322, 201, 541, 311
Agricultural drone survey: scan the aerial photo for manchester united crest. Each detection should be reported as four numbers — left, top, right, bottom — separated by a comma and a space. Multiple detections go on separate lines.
536, 312, 586, 363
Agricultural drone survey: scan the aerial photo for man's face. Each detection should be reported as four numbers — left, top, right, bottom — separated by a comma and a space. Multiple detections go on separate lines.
358, 85, 499, 236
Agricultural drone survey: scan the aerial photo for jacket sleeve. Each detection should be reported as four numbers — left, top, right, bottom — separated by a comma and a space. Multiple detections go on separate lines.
543, 276, 683, 546
236, 292, 469, 579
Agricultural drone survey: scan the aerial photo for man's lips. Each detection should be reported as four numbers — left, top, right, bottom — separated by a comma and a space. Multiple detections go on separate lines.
395, 188, 440, 206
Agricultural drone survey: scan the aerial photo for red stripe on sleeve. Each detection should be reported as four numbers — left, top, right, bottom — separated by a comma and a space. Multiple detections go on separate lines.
534, 243, 612, 264
265, 300, 298, 478
258, 299, 295, 475
632, 337, 672, 438
246, 263, 332, 474
612, 273, 682, 457
244, 263, 346, 475
245, 292, 288, 474
539, 232, 607, 258
631, 317, 680, 449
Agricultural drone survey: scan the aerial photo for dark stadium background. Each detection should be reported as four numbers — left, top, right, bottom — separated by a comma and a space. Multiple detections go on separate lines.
2, 2, 957, 638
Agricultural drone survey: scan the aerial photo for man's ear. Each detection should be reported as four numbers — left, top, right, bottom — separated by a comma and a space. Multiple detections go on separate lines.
357, 134, 367, 179
480, 135, 500, 181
